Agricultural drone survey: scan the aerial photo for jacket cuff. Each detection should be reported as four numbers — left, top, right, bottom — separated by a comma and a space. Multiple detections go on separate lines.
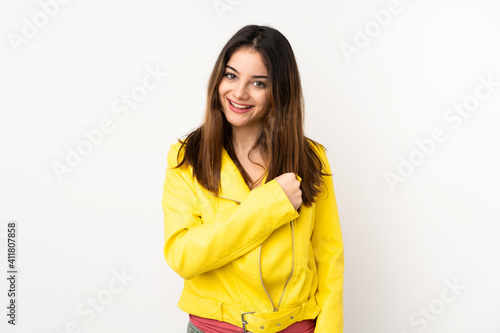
266, 179, 300, 220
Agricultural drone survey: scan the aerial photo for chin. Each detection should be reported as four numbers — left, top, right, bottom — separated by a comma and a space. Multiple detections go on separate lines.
227, 120, 247, 128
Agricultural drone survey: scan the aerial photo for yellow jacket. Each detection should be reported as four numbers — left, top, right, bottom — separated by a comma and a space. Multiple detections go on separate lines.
162, 139, 344, 333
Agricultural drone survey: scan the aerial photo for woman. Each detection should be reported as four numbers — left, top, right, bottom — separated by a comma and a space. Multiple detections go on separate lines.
162, 24, 344, 333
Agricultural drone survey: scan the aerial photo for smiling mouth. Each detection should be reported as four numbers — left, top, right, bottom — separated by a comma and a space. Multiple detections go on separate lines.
228, 99, 254, 109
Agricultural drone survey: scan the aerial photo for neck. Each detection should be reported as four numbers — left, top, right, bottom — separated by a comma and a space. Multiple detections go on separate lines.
231, 124, 263, 154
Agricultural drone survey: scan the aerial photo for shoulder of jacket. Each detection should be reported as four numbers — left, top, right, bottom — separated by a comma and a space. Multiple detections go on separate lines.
170, 140, 184, 152
306, 138, 334, 176
167, 139, 188, 167
306, 138, 327, 158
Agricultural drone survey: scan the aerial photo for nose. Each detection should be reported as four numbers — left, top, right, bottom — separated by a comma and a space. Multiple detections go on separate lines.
233, 80, 248, 100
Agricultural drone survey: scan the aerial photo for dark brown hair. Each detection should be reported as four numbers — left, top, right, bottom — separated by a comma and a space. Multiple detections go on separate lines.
172, 24, 331, 207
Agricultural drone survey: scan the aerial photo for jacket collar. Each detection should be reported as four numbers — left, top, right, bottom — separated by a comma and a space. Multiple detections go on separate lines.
212, 147, 268, 203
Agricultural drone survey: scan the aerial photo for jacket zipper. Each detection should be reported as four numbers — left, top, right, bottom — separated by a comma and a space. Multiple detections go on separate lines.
208, 191, 241, 203
209, 190, 296, 312
276, 220, 295, 310
258, 220, 295, 312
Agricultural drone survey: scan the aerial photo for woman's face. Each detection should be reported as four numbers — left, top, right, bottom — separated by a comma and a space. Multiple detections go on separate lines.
218, 47, 270, 131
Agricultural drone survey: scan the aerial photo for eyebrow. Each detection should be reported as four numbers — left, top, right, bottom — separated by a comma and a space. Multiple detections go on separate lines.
225, 65, 268, 79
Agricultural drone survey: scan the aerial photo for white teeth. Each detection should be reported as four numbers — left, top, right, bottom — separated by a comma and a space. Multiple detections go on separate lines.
230, 100, 252, 109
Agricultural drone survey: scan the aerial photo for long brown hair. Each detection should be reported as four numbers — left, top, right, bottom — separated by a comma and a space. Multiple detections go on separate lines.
172, 24, 331, 207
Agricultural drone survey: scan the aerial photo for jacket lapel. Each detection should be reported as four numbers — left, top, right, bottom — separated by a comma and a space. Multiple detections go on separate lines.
212, 147, 268, 203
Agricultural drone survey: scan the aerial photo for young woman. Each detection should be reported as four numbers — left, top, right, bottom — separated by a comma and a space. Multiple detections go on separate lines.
162, 24, 344, 333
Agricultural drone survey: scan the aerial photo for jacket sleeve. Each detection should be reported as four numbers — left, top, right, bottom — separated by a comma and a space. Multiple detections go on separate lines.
311, 147, 344, 332
162, 143, 300, 280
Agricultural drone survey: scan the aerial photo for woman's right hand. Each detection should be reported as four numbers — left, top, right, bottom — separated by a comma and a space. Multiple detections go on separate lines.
274, 172, 302, 210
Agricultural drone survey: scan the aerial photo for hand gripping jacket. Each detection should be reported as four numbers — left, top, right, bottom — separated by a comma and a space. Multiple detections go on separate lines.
162, 140, 344, 333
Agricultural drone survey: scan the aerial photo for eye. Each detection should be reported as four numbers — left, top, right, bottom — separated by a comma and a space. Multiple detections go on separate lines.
224, 72, 236, 80
254, 81, 266, 88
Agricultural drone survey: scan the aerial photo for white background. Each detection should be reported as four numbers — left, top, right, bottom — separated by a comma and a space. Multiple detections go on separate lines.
1, 0, 499, 332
